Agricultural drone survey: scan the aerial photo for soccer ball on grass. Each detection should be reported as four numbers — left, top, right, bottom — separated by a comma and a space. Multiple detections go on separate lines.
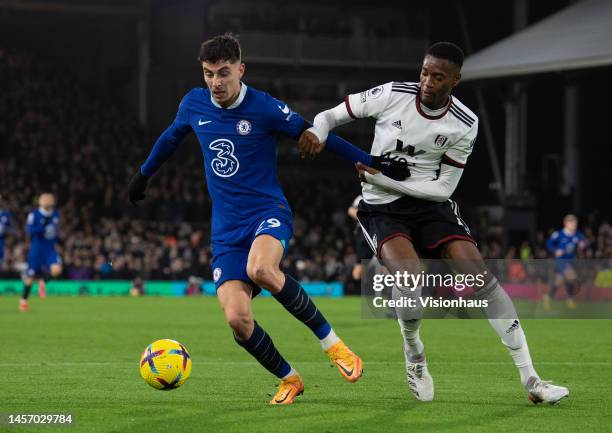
139, 339, 192, 390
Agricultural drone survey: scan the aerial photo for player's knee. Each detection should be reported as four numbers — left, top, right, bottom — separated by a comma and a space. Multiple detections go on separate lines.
246, 263, 281, 291
50, 265, 62, 277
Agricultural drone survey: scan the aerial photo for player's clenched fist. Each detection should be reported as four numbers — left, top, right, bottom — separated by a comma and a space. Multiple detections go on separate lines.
128, 171, 149, 205
297, 129, 326, 159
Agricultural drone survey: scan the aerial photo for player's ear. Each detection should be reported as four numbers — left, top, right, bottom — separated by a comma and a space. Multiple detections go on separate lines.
239, 63, 245, 79
453, 72, 461, 88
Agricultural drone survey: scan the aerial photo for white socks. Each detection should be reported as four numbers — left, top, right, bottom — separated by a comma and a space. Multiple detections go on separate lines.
398, 318, 425, 360
482, 278, 540, 387
320, 329, 340, 351
282, 367, 299, 380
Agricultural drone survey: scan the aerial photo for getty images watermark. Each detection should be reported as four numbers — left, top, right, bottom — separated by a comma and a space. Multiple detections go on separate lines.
360, 259, 612, 319
371, 269, 489, 309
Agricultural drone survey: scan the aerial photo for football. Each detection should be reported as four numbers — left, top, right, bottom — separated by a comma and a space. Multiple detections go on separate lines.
139, 339, 192, 390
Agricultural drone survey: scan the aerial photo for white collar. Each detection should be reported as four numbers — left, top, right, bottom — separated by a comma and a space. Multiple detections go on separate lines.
39, 207, 52, 217
210, 82, 247, 109
419, 100, 449, 116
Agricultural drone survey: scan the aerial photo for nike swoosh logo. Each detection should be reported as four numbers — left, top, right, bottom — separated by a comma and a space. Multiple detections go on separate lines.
278, 104, 290, 114
336, 361, 354, 377
198, 120, 212, 126
274, 390, 290, 403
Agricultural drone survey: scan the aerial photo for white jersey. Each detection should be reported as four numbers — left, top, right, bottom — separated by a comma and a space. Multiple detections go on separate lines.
345, 82, 478, 205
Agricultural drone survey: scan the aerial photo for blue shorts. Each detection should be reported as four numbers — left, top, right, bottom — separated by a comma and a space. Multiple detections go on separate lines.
211, 211, 292, 297
27, 250, 62, 277
555, 259, 576, 275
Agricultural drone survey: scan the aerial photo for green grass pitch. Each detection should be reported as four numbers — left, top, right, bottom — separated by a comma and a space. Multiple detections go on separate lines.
1, 295, 611, 433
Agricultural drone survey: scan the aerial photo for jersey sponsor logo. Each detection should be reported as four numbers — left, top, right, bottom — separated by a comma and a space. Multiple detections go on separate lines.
44, 225, 57, 240
367, 86, 384, 99
198, 119, 212, 126
392, 120, 402, 130
213, 267, 222, 282
209, 139, 240, 177
434, 134, 449, 148
236, 119, 252, 135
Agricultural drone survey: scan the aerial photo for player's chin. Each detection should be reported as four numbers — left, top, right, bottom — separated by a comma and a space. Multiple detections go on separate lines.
420, 92, 436, 104
212, 93, 226, 102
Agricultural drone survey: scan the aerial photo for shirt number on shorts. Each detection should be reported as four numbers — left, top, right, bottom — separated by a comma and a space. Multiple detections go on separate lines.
256, 218, 281, 235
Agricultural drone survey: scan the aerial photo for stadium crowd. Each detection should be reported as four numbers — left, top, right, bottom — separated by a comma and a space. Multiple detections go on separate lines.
1, 49, 611, 289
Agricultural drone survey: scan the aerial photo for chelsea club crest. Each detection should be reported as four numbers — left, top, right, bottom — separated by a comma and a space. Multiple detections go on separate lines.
236, 119, 252, 135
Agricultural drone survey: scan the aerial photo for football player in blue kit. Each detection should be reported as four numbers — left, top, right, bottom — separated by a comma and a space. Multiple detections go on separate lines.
128, 34, 409, 404
544, 214, 586, 310
21, 193, 63, 311
0, 198, 11, 267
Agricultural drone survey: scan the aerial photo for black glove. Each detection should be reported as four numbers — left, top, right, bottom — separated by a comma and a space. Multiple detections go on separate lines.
128, 171, 149, 205
370, 156, 411, 181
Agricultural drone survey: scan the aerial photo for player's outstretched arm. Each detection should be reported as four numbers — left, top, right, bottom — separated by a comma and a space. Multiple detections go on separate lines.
128, 124, 187, 205
359, 162, 464, 202
317, 130, 410, 181
128, 93, 192, 205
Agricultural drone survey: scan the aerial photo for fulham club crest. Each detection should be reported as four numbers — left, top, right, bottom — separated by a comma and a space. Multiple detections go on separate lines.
434, 134, 449, 147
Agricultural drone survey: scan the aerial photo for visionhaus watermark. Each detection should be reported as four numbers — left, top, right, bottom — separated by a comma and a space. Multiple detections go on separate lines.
361, 259, 612, 319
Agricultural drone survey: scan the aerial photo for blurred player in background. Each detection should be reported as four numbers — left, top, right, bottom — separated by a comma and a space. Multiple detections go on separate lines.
0, 197, 11, 267
544, 214, 586, 310
21, 193, 62, 311
301, 42, 569, 404
128, 34, 409, 404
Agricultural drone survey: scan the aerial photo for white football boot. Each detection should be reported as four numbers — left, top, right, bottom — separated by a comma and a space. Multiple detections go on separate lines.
526, 376, 569, 404
403, 342, 434, 401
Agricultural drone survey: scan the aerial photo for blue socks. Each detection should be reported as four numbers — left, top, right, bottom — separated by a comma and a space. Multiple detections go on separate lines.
234, 321, 291, 378
273, 274, 332, 339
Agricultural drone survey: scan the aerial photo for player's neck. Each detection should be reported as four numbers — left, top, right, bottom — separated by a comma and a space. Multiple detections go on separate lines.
421, 95, 450, 111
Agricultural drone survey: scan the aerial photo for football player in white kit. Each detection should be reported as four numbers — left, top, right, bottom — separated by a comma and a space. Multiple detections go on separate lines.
299, 42, 569, 405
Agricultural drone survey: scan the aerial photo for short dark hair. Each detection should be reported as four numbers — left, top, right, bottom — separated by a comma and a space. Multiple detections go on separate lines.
426, 42, 464, 68
198, 33, 242, 63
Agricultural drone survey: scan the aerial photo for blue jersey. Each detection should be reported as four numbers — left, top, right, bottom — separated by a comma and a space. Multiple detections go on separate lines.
0, 210, 10, 240
27, 208, 59, 257
0, 210, 10, 261
143, 84, 306, 243
546, 229, 585, 260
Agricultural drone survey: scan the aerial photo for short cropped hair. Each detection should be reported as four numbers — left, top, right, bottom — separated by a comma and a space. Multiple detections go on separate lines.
426, 42, 464, 68
198, 33, 241, 63
564, 214, 578, 223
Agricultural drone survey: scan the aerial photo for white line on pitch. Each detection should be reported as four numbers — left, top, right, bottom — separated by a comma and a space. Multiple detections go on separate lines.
0, 361, 609, 367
